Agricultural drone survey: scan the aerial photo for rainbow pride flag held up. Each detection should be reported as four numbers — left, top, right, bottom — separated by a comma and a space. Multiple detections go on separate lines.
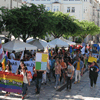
2, 55, 8, 70
0, 71, 23, 93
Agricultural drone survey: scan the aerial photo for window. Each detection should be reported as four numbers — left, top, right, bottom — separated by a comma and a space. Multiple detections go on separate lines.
72, 7, 75, 13
53, 6, 56, 12
67, 7, 70, 13
69, 0, 74, 1
55, 0, 59, 1
53, 6, 59, 12
84, 9, 85, 13
47, 7, 50, 11
57, 6, 59, 11
90, 0, 92, 4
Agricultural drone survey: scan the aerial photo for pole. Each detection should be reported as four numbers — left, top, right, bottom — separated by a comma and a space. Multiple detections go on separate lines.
17, 0, 18, 8
10, 0, 12, 9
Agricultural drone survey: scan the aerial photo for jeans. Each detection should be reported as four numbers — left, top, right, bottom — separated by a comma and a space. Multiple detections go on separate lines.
67, 77, 72, 89
55, 74, 60, 87
22, 83, 28, 97
35, 78, 42, 93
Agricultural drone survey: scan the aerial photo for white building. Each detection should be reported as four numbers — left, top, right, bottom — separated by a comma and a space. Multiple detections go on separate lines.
23, 0, 100, 43
0, 0, 22, 9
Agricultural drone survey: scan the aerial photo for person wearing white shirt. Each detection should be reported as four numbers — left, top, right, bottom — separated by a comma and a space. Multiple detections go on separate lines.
10, 51, 15, 59
21, 68, 30, 99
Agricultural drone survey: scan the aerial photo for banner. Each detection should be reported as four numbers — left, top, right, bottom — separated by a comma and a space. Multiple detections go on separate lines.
92, 53, 99, 61
8, 59, 20, 73
35, 53, 48, 70
24, 61, 35, 76
0, 39, 3, 62
0, 71, 23, 93
8, 59, 35, 76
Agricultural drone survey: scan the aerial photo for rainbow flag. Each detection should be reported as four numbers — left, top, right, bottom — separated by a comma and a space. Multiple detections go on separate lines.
2, 55, 8, 70
50, 50, 52, 56
0, 71, 23, 93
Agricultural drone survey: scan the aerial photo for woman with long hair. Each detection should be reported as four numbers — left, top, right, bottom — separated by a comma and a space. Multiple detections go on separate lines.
54, 59, 61, 89
89, 61, 99, 88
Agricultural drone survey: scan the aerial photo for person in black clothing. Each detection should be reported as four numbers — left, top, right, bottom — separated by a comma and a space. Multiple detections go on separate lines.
33, 69, 44, 94
89, 62, 99, 88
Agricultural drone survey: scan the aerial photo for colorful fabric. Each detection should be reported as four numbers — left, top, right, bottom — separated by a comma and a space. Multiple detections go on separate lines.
2, 55, 8, 70
77, 62, 80, 70
0, 71, 23, 93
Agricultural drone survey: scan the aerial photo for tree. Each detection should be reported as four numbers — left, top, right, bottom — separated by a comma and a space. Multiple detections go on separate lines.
42, 11, 79, 38
64, 19, 83, 42
0, 4, 47, 42
78, 20, 100, 42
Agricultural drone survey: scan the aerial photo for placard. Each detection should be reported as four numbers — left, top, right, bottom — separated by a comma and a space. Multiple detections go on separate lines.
35, 53, 48, 70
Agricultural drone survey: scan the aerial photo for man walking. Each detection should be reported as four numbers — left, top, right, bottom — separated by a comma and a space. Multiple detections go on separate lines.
73, 57, 84, 84
66, 61, 74, 91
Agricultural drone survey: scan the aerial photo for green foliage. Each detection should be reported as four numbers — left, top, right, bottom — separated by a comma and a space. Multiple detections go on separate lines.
75, 37, 82, 43
0, 4, 100, 42
42, 11, 78, 38
78, 20, 100, 40
0, 4, 47, 42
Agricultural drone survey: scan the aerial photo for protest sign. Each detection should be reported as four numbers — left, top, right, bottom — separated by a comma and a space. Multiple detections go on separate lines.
24, 61, 35, 77
8, 59, 20, 73
8, 59, 35, 75
88, 56, 97, 63
35, 53, 48, 70
92, 53, 99, 61
0, 71, 23, 93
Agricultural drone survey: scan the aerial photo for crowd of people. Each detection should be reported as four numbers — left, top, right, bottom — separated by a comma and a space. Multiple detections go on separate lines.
0, 44, 100, 100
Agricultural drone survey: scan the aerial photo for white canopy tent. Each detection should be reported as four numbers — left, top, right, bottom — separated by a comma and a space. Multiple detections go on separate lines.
59, 37, 76, 45
3, 40, 37, 52
28, 39, 55, 49
48, 38, 69, 48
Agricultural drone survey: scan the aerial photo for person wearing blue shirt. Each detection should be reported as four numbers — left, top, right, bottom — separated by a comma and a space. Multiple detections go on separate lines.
50, 56, 55, 79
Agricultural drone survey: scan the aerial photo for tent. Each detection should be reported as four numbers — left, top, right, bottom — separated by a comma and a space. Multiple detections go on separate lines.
48, 38, 69, 48
28, 39, 55, 50
3, 40, 37, 52
59, 37, 76, 45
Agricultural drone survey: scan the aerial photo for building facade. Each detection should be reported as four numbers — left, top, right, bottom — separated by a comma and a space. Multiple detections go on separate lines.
0, 0, 22, 9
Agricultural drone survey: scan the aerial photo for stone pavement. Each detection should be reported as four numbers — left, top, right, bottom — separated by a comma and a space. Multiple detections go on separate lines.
1, 71, 100, 100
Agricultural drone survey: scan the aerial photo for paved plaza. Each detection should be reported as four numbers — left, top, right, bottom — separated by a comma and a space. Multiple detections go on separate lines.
0, 71, 100, 100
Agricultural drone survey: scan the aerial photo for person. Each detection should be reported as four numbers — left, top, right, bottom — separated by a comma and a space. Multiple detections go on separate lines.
0, 63, 2, 71
73, 57, 84, 84
66, 61, 74, 91
33, 69, 44, 94
54, 60, 61, 89
84, 54, 88, 72
10, 50, 15, 60
21, 68, 30, 99
16, 61, 28, 75
5, 65, 12, 96
60, 58, 67, 83
50, 56, 55, 78
89, 62, 99, 88
6, 61, 12, 71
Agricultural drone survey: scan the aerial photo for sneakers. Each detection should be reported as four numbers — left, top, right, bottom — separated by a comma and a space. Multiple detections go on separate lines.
94, 84, 96, 87
78, 80, 80, 83
22, 96, 24, 99
54, 86, 56, 89
74, 81, 77, 84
